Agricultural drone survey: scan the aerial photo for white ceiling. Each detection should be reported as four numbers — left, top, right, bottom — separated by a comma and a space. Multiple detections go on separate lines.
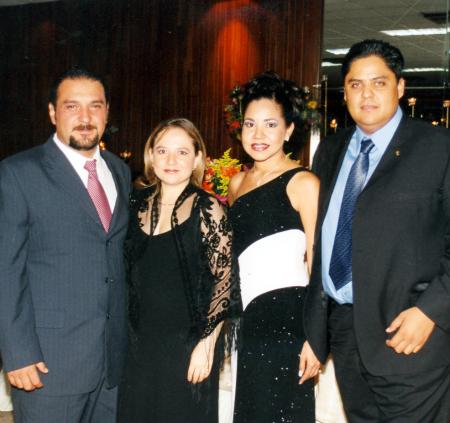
323, 0, 450, 87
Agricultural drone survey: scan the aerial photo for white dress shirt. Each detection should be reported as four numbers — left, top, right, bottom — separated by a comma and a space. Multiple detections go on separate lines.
53, 134, 117, 212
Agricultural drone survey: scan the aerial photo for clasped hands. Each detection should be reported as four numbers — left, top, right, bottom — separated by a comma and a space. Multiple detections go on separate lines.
385, 306, 435, 355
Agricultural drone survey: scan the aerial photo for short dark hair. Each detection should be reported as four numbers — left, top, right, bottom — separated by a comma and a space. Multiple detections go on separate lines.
49, 67, 110, 106
341, 39, 405, 81
241, 71, 303, 127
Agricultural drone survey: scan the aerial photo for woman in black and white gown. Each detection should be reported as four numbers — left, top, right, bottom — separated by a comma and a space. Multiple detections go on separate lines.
228, 72, 321, 423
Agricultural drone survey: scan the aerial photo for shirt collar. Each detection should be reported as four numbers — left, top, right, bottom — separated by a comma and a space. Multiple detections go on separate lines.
355, 107, 403, 150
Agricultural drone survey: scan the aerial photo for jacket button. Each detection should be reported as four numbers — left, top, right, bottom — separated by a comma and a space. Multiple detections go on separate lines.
106, 313, 111, 319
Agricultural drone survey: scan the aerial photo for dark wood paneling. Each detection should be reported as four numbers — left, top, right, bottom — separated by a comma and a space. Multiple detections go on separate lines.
0, 0, 323, 170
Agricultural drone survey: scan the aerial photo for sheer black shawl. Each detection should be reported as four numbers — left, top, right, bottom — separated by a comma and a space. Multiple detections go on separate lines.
125, 184, 241, 350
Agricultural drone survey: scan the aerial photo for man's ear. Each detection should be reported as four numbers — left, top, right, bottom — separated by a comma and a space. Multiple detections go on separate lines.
48, 103, 56, 125
397, 78, 405, 99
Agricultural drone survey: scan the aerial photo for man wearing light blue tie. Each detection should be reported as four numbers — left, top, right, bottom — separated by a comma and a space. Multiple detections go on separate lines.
304, 40, 450, 422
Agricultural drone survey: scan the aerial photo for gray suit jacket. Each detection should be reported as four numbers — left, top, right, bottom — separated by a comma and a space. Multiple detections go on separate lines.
0, 138, 131, 395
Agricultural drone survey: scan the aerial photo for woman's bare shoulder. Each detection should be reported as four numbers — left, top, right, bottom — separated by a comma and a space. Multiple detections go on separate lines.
287, 169, 320, 210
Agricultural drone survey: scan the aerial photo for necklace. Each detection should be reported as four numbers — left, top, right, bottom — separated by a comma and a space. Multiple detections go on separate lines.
253, 167, 282, 187
158, 201, 176, 206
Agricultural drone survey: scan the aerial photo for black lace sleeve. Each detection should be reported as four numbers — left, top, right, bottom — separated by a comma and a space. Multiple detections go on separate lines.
198, 196, 242, 340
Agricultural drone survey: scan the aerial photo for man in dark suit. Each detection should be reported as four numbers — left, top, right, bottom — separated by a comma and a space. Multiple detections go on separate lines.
304, 39, 450, 422
0, 68, 131, 422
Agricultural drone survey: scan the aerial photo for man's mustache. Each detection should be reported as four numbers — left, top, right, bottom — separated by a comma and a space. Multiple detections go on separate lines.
73, 124, 96, 131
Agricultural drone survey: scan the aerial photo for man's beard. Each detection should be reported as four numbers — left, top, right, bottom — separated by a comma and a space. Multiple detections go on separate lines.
69, 125, 100, 151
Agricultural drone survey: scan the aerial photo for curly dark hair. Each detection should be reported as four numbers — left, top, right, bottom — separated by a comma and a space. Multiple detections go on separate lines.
241, 71, 303, 127
341, 39, 405, 81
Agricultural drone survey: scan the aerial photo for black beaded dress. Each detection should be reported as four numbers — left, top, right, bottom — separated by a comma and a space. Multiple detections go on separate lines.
230, 168, 315, 423
118, 185, 241, 423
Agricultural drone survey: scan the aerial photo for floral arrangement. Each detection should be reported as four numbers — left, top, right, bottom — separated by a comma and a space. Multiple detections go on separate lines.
223, 85, 244, 140
299, 87, 322, 131
202, 148, 242, 203
223, 84, 322, 138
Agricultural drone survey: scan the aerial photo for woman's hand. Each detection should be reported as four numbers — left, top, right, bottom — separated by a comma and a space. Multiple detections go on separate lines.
298, 340, 321, 384
187, 335, 215, 384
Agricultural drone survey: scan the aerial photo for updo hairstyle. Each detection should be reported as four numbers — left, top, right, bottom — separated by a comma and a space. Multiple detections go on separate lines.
241, 71, 303, 128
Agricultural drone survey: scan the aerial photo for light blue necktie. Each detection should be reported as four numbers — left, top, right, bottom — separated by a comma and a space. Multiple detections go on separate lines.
329, 139, 374, 290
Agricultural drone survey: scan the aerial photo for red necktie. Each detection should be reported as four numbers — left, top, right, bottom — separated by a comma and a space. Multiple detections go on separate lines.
84, 160, 112, 232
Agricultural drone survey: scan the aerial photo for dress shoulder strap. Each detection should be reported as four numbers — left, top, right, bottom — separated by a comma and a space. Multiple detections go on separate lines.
277, 167, 310, 185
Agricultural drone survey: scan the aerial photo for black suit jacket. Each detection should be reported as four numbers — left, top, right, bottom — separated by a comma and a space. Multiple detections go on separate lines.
0, 138, 131, 395
304, 116, 450, 376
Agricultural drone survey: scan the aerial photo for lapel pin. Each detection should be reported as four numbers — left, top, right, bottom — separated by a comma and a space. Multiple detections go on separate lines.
395, 149, 401, 157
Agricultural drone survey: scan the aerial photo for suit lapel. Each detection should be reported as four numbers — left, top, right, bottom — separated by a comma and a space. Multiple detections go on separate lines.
363, 116, 410, 191
41, 138, 109, 231
320, 128, 354, 223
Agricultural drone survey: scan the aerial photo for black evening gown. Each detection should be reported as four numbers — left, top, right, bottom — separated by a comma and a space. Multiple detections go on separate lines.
230, 168, 315, 423
117, 217, 219, 423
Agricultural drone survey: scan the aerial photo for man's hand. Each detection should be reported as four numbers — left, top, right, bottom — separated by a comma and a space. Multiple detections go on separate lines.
386, 307, 435, 355
7, 362, 48, 391
299, 341, 321, 384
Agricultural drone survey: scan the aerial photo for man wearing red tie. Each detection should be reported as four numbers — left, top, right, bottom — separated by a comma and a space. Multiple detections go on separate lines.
0, 68, 131, 423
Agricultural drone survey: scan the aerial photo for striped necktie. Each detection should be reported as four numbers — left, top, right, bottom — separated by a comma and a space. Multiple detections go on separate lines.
84, 159, 112, 232
329, 138, 374, 290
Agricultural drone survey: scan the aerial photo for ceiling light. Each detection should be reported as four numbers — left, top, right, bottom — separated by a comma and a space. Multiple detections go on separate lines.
403, 67, 446, 72
325, 48, 350, 55
381, 28, 448, 36
322, 62, 341, 67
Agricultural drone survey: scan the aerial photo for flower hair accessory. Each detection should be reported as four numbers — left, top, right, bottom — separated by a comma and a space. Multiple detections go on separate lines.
223, 84, 321, 138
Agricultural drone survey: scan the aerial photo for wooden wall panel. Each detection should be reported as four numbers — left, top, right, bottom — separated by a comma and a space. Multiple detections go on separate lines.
0, 0, 323, 171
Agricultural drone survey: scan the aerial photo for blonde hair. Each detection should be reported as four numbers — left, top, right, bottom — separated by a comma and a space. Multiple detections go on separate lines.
140, 118, 207, 191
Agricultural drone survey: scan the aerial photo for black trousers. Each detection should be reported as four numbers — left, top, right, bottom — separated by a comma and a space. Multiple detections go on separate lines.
328, 301, 450, 423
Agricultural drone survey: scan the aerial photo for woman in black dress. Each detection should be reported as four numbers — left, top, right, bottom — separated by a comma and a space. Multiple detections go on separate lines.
228, 72, 321, 422
117, 118, 241, 423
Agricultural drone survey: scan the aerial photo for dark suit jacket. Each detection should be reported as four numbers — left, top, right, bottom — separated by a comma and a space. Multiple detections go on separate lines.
304, 116, 450, 376
0, 138, 131, 395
